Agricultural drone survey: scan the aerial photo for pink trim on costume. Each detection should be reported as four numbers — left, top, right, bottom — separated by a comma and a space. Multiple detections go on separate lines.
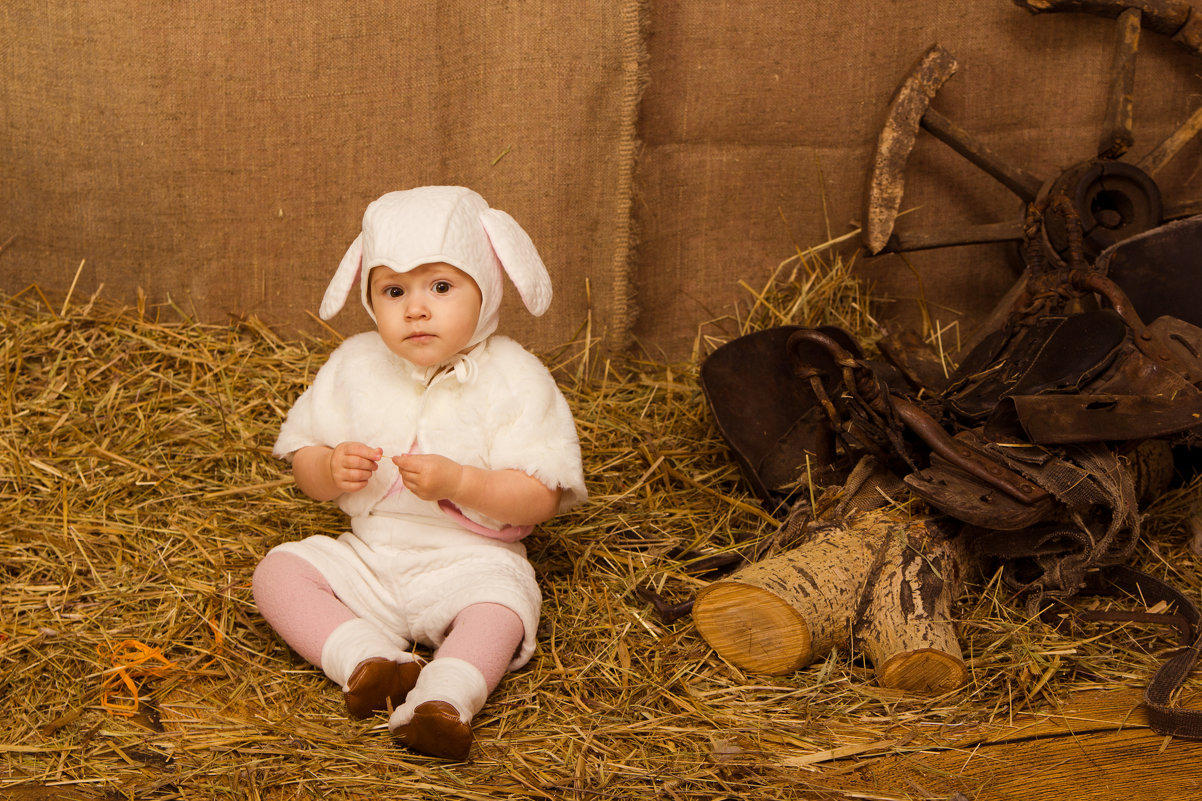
383, 441, 420, 499
438, 499, 533, 543
383, 474, 407, 499
385, 441, 531, 542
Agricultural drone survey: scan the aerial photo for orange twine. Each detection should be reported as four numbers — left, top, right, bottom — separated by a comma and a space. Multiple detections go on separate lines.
99, 639, 178, 716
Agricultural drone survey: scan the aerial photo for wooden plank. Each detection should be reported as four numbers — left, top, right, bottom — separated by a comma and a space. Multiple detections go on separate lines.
794, 688, 1202, 799
816, 686, 1158, 752
811, 728, 1202, 801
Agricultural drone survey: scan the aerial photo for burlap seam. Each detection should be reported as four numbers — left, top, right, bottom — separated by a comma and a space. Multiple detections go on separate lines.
607, 0, 650, 352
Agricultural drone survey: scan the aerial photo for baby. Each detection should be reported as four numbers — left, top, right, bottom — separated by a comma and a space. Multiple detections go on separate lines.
253, 186, 587, 760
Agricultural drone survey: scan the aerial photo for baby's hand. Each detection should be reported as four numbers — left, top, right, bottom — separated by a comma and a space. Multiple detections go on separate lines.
329, 442, 383, 494
392, 453, 463, 502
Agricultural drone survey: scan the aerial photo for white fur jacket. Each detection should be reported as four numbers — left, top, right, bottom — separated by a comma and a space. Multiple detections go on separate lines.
274, 332, 587, 531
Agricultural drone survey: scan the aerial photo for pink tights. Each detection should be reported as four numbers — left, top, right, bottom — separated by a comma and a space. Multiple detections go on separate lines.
251, 550, 522, 692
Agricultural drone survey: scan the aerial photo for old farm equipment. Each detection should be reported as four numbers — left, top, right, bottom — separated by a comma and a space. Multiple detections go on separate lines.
692, 1, 1202, 738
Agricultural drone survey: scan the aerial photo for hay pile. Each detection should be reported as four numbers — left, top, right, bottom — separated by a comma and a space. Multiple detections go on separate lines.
3, 252, 1201, 800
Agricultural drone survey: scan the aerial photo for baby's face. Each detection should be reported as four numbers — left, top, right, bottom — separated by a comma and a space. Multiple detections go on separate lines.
369, 262, 482, 367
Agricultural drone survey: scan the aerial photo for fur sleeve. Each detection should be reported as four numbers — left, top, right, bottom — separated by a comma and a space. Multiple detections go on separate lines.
484, 338, 587, 514
272, 333, 384, 459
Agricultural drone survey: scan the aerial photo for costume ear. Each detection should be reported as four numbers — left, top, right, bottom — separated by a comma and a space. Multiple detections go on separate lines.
320, 233, 363, 320
480, 208, 552, 317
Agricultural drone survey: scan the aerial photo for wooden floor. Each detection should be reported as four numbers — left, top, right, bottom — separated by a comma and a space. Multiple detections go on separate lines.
4, 689, 1200, 800
798, 688, 1202, 800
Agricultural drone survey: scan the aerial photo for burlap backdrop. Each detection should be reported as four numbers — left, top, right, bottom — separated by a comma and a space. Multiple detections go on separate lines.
0, 1, 644, 352
4, 2, 1201, 359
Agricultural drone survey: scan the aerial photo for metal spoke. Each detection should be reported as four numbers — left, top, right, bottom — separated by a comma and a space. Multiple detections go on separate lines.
881, 220, 1025, 253
1163, 197, 1202, 220
920, 109, 1045, 202
1138, 102, 1202, 177
1098, 7, 1141, 159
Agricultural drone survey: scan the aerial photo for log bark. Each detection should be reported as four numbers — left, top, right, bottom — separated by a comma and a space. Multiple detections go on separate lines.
693, 509, 969, 694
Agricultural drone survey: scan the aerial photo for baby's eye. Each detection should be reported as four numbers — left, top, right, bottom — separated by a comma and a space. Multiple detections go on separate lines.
433, 280, 452, 294
385, 286, 404, 298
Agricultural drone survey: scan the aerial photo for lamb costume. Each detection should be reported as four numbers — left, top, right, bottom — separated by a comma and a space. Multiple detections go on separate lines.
265, 187, 586, 725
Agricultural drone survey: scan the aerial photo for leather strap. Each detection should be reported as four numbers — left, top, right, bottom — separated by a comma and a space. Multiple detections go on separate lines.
1083, 565, 1202, 740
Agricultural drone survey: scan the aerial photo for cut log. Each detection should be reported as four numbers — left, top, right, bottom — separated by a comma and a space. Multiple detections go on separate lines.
859, 517, 968, 694
693, 509, 969, 694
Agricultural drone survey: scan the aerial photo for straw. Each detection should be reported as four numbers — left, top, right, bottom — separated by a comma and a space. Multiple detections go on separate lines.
3, 246, 1200, 799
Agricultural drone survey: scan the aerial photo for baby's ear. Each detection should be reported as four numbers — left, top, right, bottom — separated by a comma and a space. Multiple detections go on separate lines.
320, 233, 363, 320
480, 209, 552, 317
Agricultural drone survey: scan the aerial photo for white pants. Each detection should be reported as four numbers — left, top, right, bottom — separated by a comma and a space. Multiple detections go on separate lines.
271, 511, 541, 670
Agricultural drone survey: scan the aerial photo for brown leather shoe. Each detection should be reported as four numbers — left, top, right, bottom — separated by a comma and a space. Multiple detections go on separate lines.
392, 700, 473, 761
343, 658, 421, 720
